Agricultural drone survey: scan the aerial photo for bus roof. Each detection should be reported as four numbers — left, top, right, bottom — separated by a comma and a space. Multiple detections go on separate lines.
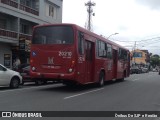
33, 23, 129, 51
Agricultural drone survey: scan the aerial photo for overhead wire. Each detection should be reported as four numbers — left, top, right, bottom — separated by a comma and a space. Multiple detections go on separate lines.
112, 36, 160, 48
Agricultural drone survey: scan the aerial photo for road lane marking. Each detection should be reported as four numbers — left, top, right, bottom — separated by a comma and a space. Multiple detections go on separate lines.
64, 88, 104, 99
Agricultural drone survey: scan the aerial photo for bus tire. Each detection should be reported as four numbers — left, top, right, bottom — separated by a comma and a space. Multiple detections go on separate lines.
35, 80, 42, 85
119, 78, 124, 82
63, 82, 77, 88
98, 72, 105, 87
119, 71, 125, 82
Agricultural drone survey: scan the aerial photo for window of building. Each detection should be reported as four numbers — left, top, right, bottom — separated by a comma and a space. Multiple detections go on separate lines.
20, 23, 29, 34
20, 0, 31, 7
4, 54, 11, 68
133, 52, 142, 58
0, 19, 6, 29
26, 0, 31, 7
46, 3, 57, 19
20, 0, 38, 10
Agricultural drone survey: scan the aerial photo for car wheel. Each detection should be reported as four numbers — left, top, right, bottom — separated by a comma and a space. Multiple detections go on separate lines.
10, 77, 20, 88
97, 72, 105, 87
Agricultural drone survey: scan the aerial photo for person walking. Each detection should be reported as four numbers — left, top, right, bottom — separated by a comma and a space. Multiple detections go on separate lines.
13, 57, 21, 70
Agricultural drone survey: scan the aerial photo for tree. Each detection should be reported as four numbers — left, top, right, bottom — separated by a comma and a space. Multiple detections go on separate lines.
150, 54, 160, 67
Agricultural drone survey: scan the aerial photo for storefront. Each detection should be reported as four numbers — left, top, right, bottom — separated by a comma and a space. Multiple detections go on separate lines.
11, 37, 31, 69
0, 43, 12, 68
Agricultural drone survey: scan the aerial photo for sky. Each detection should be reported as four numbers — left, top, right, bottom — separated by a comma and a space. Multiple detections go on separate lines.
62, 0, 160, 55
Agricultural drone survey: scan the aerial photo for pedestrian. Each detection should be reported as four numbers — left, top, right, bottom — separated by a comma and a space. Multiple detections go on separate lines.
13, 57, 21, 70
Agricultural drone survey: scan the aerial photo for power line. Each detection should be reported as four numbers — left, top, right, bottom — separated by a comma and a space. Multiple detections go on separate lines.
137, 37, 160, 42
113, 36, 160, 43
138, 40, 160, 45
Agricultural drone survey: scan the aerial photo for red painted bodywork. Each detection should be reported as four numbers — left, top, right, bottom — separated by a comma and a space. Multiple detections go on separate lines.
30, 24, 130, 84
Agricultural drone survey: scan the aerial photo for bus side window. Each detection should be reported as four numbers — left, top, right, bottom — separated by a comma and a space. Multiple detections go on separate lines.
124, 50, 128, 60
96, 40, 107, 58
107, 44, 112, 59
118, 48, 128, 60
118, 48, 121, 59
78, 32, 84, 55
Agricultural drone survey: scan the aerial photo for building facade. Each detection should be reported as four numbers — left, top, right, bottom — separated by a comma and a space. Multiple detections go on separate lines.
0, 0, 63, 68
131, 49, 150, 66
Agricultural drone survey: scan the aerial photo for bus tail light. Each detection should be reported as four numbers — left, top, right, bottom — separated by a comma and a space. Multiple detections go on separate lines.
30, 59, 33, 64
71, 60, 75, 67
68, 60, 75, 73
32, 67, 36, 71
68, 68, 73, 73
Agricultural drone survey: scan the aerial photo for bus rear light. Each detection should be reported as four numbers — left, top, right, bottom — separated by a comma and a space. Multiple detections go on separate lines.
71, 60, 75, 67
32, 67, 36, 71
30, 59, 33, 64
68, 68, 73, 73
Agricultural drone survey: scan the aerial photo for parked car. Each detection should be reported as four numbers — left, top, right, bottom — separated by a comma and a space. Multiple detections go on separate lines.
130, 66, 142, 74
13, 63, 32, 85
152, 68, 158, 72
0, 64, 22, 88
18, 64, 45, 85
159, 70, 160, 75
141, 67, 149, 73
15, 63, 30, 72
20, 65, 31, 85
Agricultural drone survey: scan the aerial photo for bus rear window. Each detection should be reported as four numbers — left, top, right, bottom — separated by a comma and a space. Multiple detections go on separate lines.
32, 26, 74, 44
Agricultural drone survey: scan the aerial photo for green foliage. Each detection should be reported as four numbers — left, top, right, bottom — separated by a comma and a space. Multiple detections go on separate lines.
150, 54, 160, 67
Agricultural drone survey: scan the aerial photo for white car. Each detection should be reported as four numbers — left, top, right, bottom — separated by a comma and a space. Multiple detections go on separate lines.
0, 64, 22, 88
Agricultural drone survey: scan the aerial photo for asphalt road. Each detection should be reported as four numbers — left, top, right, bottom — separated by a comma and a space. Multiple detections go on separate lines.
0, 72, 160, 120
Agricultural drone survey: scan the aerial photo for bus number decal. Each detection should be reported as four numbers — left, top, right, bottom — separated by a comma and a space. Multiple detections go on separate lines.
78, 57, 85, 63
59, 51, 72, 58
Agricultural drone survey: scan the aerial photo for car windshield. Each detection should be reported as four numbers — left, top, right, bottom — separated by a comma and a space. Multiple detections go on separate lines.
32, 26, 74, 44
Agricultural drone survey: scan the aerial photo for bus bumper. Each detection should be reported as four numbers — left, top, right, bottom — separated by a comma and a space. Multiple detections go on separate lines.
30, 71, 75, 80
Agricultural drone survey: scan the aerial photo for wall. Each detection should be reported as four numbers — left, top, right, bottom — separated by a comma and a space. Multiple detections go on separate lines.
131, 49, 147, 64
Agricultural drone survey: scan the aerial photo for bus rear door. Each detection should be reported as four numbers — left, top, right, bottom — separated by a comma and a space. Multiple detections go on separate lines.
113, 49, 118, 79
85, 40, 94, 83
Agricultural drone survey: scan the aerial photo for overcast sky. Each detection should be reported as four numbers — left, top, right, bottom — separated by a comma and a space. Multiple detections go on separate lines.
62, 0, 160, 55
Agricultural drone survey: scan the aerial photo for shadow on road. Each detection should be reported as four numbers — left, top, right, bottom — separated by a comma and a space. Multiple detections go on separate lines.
37, 79, 127, 93
0, 79, 128, 92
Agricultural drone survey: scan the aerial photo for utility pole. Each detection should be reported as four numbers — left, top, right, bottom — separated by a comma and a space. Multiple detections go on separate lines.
85, 0, 95, 31
133, 41, 137, 65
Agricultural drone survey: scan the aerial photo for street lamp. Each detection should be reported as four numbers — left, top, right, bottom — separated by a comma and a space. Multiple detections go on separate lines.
107, 33, 119, 40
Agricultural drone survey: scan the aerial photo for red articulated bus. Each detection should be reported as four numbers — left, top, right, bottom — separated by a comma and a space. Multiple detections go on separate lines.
30, 23, 130, 86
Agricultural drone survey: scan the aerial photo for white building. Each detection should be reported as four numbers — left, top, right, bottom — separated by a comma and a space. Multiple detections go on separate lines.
0, 0, 63, 68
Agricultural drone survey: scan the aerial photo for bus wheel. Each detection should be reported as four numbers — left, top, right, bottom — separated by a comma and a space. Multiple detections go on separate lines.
98, 72, 105, 87
119, 71, 126, 82
63, 81, 78, 88
35, 80, 43, 85
119, 78, 124, 82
